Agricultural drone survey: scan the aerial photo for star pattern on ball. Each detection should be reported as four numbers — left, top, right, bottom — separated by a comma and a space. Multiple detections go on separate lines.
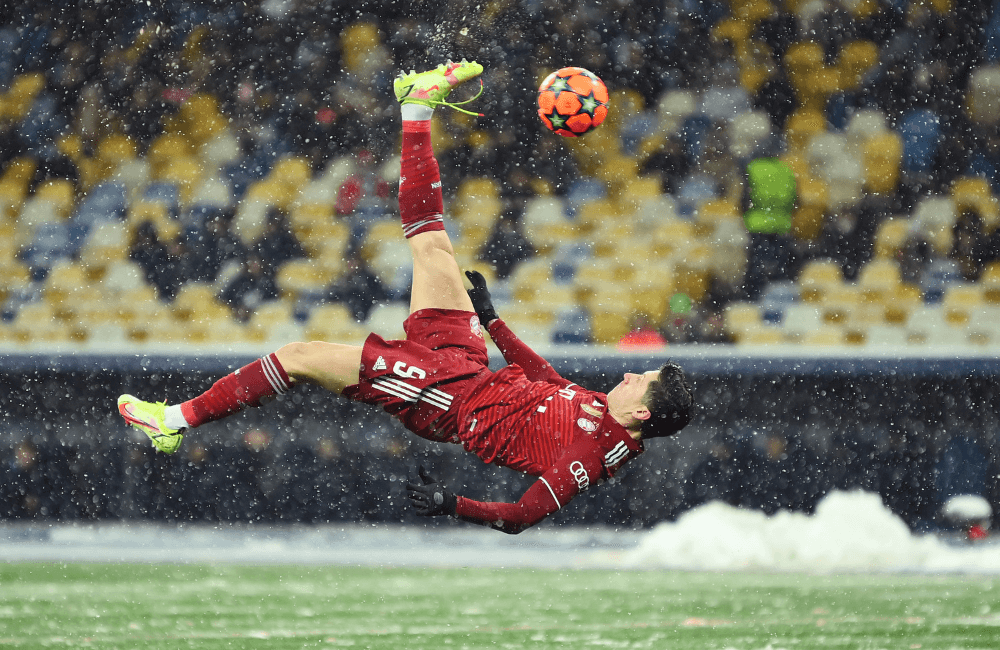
549, 76, 571, 93
580, 93, 599, 115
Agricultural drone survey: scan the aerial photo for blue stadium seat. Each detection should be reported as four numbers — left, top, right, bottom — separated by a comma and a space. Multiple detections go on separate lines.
143, 182, 180, 214
22, 222, 88, 270
920, 259, 962, 303
0, 27, 17, 87
681, 113, 713, 163
564, 178, 606, 217
899, 109, 941, 174
20, 92, 65, 146
551, 307, 591, 344
223, 156, 271, 202
74, 182, 127, 226
760, 280, 800, 323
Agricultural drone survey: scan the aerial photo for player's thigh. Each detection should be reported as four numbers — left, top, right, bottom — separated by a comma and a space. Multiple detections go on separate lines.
275, 341, 362, 394
408, 230, 474, 314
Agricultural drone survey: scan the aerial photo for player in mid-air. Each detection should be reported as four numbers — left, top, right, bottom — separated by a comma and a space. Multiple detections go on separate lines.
117, 61, 694, 534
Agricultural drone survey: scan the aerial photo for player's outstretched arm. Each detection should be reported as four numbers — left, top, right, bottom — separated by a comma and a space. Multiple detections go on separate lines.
465, 270, 563, 385
407, 442, 604, 535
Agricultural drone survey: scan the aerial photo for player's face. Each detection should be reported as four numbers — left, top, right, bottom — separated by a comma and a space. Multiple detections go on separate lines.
606, 370, 658, 414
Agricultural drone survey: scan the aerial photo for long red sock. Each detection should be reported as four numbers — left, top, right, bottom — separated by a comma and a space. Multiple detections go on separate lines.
180, 353, 291, 427
399, 120, 445, 238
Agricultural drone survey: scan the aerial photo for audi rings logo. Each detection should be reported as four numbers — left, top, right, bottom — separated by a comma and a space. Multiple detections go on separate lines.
569, 461, 590, 490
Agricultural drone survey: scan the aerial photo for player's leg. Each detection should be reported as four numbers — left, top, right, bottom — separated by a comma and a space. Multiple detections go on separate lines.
394, 61, 482, 314
118, 342, 362, 453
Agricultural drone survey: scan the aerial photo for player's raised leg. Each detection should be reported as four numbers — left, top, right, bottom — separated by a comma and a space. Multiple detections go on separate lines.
119, 342, 363, 453
394, 61, 482, 314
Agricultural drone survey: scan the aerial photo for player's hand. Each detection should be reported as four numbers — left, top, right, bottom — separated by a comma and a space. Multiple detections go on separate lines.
406, 466, 458, 517
465, 270, 499, 326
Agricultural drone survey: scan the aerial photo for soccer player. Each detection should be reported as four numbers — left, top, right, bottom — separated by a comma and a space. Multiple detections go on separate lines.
117, 61, 694, 534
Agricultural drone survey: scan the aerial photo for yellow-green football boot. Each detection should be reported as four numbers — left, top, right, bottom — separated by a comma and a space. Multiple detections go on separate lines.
117, 394, 184, 454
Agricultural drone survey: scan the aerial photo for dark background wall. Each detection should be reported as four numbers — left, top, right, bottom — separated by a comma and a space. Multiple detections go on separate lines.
2, 350, 998, 532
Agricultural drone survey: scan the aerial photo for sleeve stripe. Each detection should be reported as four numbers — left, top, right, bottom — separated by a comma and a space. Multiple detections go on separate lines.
539, 477, 561, 510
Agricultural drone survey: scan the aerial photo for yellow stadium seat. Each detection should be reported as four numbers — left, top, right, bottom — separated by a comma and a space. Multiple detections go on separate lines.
796, 67, 842, 112
576, 198, 621, 234
172, 283, 230, 322
6, 73, 46, 118
784, 110, 827, 151
34, 179, 76, 218
858, 258, 902, 290
863, 132, 903, 195
737, 325, 784, 345
590, 308, 631, 345
157, 156, 204, 206
784, 41, 825, 75
270, 156, 313, 194
802, 326, 845, 346
276, 259, 336, 301
838, 41, 879, 90
97, 134, 137, 164
147, 134, 193, 176
873, 218, 912, 258
304, 303, 367, 343
798, 259, 844, 303
457, 177, 500, 203
942, 285, 985, 327
696, 199, 740, 229
724, 302, 763, 335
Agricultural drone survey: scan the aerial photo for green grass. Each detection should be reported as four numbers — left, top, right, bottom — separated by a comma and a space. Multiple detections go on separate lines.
1, 563, 999, 649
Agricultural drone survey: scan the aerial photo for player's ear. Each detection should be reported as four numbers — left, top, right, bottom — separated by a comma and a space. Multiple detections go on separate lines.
632, 407, 651, 422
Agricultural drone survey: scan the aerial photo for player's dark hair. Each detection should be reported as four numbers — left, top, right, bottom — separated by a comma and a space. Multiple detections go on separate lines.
640, 362, 694, 439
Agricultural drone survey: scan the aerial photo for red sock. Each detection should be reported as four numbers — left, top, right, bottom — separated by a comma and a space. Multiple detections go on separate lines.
180, 353, 291, 427
399, 120, 445, 238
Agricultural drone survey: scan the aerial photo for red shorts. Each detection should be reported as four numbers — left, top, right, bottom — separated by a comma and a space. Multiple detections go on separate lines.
342, 308, 492, 442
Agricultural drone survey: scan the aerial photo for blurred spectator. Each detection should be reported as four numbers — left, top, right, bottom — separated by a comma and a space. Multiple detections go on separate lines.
949, 208, 991, 281
254, 207, 305, 267
478, 205, 535, 280
968, 128, 1000, 195
641, 132, 690, 195
741, 138, 797, 299
219, 252, 280, 321
129, 220, 183, 301
526, 135, 579, 196
617, 314, 667, 351
187, 208, 247, 283
897, 232, 933, 285
325, 254, 389, 322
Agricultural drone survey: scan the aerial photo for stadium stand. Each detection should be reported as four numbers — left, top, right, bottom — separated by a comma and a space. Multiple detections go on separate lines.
0, 0, 997, 354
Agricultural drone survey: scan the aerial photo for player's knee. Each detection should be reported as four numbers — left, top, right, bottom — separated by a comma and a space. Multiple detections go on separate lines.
410, 230, 455, 259
275, 341, 322, 382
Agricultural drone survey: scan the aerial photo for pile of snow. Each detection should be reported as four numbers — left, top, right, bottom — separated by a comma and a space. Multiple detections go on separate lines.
623, 490, 999, 573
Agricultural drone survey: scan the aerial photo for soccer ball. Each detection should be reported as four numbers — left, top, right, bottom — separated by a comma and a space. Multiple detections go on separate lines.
537, 67, 609, 137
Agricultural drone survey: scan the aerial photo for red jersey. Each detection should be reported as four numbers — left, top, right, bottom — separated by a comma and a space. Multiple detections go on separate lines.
452, 319, 644, 533
344, 309, 644, 534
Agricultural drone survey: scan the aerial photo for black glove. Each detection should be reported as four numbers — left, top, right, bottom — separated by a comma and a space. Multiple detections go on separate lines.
406, 466, 458, 517
465, 270, 499, 325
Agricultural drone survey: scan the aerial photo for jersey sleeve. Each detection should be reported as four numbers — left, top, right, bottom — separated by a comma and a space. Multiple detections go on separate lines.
452, 436, 607, 534
486, 319, 567, 386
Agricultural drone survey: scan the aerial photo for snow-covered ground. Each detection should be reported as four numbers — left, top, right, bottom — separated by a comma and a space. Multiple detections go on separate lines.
1, 491, 996, 573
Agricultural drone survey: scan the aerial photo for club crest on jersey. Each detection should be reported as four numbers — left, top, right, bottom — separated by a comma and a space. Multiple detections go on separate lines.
470, 315, 483, 338
581, 404, 602, 418
577, 418, 597, 432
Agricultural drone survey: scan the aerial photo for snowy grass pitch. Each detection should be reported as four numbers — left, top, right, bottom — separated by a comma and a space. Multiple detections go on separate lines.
2, 564, 999, 649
